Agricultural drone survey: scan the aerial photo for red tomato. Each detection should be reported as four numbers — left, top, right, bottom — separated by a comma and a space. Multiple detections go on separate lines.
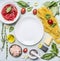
48, 19, 53, 25
23, 48, 28, 53
21, 8, 26, 14
33, 9, 37, 15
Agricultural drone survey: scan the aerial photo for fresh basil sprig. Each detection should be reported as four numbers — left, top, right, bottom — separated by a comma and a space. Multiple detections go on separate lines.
51, 43, 59, 56
41, 43, 59, 60
41, 53, 55, 60
17, 1, 29, 8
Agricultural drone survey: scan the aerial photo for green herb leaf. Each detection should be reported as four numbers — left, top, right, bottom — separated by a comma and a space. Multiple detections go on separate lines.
27, 7, 33, 12
44, 1, 51, 8
45, 14, 51, 20
6, 6, 12, 13
50, 7, 59, 16
6, 40, 8, 59
51, 23, 56, 27
49, 1, 57, 8
17, 1, 29, 8
51, 43, 59, 55
1, 23, 5, 50
41, 43, 59, 60
44, 1, 58, 9
41, 53, 55, 60
9, 26, 14, 32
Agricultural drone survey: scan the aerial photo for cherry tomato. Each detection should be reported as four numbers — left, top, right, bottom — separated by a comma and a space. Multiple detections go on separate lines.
33, 9, 37, 15
21, 8, 26, 14
23, 48, 28, 53
48, 19, 53, 25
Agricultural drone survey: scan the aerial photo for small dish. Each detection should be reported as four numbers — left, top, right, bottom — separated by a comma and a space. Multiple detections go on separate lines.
9, 44, 22, 57
28, 49, 38, 60
0, 2, 20, 24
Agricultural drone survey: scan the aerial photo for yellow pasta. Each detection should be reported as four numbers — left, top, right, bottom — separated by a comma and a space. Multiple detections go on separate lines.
37, 7, 60, 44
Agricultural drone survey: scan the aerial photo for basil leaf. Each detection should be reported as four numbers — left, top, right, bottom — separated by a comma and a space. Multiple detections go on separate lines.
50, 50, 57, 56
41, 53, 55, 60
49, 1, 58, 8
17, 1, 29, 8
51, 43, 59, 55
9, 26, 14, 32
27, 7, 33, 12
51, 23, 56, 27
6, 6, 12, 13
50, 7, 59, 16
44, 1, 51, 8
44, 1, 58, 9
45, 14, 51, 20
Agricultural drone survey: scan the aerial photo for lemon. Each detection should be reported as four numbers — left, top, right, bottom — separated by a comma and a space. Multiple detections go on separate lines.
7, 34, 15, 43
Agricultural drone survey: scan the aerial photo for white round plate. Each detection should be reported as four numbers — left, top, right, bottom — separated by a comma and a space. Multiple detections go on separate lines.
15, 14, 44, 45
0, 1, 20, 24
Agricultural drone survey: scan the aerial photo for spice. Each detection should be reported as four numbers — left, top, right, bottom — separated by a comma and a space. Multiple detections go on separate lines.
38, 43, 48, 52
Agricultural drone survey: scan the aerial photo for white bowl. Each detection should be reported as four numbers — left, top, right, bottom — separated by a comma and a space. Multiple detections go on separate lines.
0, 2, 21, 24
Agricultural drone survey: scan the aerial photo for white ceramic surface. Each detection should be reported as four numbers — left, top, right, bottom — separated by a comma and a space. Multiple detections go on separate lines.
15, 14, 44, 45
